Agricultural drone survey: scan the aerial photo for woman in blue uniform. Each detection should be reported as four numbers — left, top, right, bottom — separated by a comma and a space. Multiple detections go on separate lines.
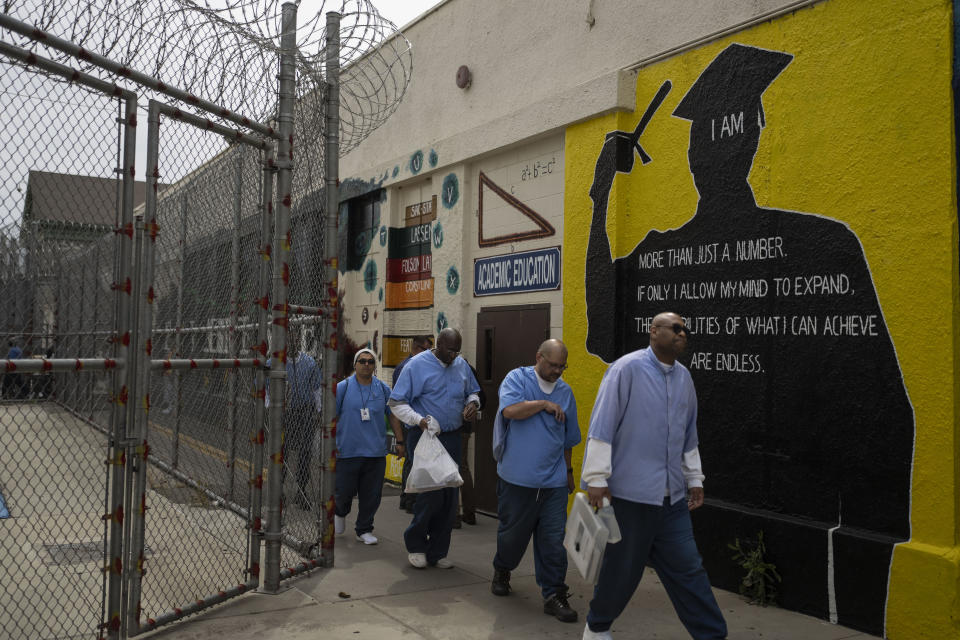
335, 348, 393, 544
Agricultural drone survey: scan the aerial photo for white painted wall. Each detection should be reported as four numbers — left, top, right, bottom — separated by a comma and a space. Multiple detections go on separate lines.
461, 133, 566, 353
338, 0, 819, 364
341, 0, 818, 184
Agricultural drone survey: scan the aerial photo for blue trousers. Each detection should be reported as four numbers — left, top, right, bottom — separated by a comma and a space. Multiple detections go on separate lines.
403, 427, 461, 563
587, 497, 727, 639
335, 456, 386, 535
494, 478, 569, 599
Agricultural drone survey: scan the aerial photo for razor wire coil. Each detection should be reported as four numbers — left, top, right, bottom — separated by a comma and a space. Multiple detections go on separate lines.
0, 0, 412, 155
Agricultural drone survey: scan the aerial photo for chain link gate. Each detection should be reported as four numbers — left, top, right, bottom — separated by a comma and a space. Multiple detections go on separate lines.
0, 1, 412, 636
0, 27, 301, 640
0, 42, 138, 639
112, 7, 335, 631
117, 101, 272, 636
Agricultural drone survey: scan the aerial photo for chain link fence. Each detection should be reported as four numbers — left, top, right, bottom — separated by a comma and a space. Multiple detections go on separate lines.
129, 114, 269, 632
0, 52, 127, 639
0, 1, 410, 637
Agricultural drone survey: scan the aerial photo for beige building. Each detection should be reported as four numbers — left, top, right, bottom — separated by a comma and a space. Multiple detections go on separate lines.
335, 1, 960, 638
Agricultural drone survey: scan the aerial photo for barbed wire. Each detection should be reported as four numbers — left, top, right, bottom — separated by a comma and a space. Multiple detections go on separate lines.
0, 0, 412, 155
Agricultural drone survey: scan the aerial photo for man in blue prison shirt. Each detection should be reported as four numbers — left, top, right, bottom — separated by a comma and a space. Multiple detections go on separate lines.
490, 338, 581, 623
581, 312, 726, 640
388, 328, 480, 569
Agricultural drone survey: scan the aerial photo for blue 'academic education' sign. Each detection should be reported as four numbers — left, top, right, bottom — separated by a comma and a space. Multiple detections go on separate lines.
474, 246, 561, 297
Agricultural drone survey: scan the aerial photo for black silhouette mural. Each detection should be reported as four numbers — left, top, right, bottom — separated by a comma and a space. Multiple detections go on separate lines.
584, 44, 914, 633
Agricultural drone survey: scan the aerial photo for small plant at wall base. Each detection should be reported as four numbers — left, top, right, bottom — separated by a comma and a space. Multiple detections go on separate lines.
728, 531, 781, 606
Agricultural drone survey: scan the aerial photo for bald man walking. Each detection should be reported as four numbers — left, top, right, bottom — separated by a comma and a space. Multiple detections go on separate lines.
490, 339, 581, 623
581, 312, 726, 640
389, 328, 481, 569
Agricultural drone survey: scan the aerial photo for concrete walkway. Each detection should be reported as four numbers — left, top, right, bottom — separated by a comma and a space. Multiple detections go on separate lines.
0, 401, 880, 639
141, 492, 879, 640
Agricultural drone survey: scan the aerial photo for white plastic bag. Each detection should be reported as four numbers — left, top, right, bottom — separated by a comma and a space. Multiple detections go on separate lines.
406, 418, 463, 493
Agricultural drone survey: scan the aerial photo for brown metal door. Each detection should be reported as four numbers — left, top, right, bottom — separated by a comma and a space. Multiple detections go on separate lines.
474, 304, 550, 514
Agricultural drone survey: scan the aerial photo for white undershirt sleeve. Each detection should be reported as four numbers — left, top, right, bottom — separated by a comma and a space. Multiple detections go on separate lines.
581, 438, 612, 488
682, 446, 705, 488
386, 399, 423, 427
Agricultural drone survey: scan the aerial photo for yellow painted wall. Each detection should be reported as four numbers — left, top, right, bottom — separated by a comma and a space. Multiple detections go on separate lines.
562, 0, 959, 636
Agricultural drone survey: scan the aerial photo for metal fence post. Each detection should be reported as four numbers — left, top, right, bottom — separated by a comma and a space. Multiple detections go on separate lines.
120, 209, 145, 634
104, 92, 138, 640
228, 147, 243, 502
262, 1, 297, 593
173, 193, 187, 469
319, 9, 341, 568
124, 99, 162, 635
249, 144, 275, 587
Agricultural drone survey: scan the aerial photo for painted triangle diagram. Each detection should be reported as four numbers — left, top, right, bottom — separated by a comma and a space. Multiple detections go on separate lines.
478, 171, 556, 247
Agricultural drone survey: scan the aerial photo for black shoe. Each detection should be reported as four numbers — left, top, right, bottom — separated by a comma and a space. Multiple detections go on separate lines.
543, 589, 578, 623
462, 513, 477, 525
491, 568, 511, 596
452, 518, 462, 529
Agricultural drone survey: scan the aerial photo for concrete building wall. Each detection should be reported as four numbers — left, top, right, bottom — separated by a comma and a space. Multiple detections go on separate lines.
336, 0, 960, 637
341, 0, 819, 184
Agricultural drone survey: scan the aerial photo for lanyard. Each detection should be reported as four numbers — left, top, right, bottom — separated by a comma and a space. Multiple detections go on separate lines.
354, 376, 373, 409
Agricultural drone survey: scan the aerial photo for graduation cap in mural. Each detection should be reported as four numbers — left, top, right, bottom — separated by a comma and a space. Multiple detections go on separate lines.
673, 43, 793, 128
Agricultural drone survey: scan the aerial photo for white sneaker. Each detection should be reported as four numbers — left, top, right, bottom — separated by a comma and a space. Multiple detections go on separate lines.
433, 557, 454, 569
582, 624, 613, 639
408, 552, 427, 568
356, 532, 378, 545
334, 515, 345, 535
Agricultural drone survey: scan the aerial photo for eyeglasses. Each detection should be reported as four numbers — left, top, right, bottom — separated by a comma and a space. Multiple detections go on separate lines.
653, 322, 690, 337
356, 358, 376, 365
538, 354, 568, 371
654, 322, 691, 337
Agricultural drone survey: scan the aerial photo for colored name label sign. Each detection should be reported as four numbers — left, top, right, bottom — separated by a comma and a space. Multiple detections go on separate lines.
385, 277, 434, 310
388, 223, 432, 259
382, 334, 419, 367
405, 195, 437, 226
474, 247, 561, 296
386, 254, 432, 282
